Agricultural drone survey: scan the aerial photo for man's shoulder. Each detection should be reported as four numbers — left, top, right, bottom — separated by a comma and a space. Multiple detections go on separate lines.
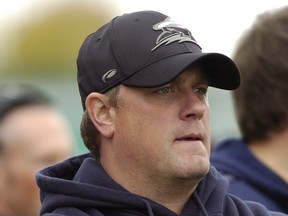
225, 194, 287, 216
40, 207, 103, 216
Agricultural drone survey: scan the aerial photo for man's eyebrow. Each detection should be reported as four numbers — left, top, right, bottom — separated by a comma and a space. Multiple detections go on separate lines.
195, 70, 211, 85
173, 72, 210, 86
199, 76, 211, 85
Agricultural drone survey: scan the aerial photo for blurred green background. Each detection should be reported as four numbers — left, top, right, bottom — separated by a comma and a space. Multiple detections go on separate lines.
0, 1, 121, 154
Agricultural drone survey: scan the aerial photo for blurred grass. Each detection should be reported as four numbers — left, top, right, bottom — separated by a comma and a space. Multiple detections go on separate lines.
1, 2, 118, 77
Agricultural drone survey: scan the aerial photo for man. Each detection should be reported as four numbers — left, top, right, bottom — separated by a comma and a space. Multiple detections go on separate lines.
37, 10, 285, 215
0, 84, 74, 216
211, 6, 288, 214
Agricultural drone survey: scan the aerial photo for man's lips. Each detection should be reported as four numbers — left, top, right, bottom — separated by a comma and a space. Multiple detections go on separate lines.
175, 133, 203, 142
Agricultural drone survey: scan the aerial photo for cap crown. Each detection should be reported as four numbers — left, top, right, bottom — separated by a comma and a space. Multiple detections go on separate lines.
77, 10, 240, 109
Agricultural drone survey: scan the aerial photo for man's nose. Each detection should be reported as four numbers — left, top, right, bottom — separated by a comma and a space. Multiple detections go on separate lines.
179, 90, 207, 121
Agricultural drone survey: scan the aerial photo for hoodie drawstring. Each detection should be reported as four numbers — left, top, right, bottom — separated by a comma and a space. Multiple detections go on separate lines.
142, 199, 155, 216
193, 192, 209, 216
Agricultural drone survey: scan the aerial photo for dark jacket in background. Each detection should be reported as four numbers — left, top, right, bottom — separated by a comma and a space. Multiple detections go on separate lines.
37, 153, 286, 216
211, 139, 288, 214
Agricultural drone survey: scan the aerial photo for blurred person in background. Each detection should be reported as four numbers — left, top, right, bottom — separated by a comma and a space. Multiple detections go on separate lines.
211, 6, 288, 214
0, 83, 74, 216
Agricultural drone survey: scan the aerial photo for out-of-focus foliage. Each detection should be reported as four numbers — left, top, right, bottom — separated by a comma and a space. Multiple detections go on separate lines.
1, 1, 118, 77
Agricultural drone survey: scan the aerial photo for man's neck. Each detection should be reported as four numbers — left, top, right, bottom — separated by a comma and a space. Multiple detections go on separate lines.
129, 178, 198, 214
249, 127, 288, 183
103, 161, 199, 214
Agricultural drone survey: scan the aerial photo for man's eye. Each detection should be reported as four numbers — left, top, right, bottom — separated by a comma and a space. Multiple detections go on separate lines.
158, 87, 172, 94
194, 87, 208, 95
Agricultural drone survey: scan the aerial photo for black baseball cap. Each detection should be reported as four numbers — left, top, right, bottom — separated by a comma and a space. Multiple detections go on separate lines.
77, 10, 240, 109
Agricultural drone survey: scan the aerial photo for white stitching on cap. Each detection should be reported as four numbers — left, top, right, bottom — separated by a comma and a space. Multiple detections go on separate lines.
151, 17, 200, 51
102, 69, 117, 83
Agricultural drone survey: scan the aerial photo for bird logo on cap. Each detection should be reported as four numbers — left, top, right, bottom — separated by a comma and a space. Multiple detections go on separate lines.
151, 17, 200, 51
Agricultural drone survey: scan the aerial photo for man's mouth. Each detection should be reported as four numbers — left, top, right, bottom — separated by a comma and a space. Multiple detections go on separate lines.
175, 134, 202, 142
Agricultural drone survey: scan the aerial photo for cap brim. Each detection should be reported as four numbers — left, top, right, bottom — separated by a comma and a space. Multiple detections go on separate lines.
122, 52, 240, 90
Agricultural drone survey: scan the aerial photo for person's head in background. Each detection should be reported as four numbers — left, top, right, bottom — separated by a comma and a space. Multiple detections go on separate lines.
0, 83, 74, 216
232, 6, 288, 145
210, 6, 288, 213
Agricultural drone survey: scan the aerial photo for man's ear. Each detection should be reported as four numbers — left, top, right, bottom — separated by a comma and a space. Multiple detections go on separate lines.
85, 93, 115, 138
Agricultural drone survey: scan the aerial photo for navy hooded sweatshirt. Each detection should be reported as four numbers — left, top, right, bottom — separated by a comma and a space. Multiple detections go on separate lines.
211, 139, 288, 214
36, 153, 286, 216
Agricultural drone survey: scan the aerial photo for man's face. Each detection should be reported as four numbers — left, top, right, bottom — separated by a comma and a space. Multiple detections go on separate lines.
108, 66, 211, 184
0, 106, 74, 216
